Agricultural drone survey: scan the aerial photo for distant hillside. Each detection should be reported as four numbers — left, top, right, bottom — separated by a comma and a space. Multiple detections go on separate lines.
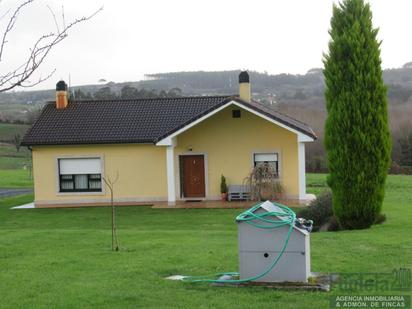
0, 123, 30, 142
1, 65, 411, 173
0, 70, 323, 104
1, 65, 412, 108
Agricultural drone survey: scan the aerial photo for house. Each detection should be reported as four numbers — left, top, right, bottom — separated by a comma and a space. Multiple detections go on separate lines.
21, 72, 316, 208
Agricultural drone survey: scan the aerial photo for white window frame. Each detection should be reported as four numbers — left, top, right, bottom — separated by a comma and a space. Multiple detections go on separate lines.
55, 155, 106, 196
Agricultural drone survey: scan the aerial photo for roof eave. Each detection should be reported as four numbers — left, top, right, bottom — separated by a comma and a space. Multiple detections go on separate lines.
21, 140, 156, 147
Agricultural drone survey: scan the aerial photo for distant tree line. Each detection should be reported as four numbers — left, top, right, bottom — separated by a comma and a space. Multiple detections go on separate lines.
145, 70, 325, 96
396, 133, 412, 167
284, 104, 412, 174
1, 65, 412, 105
70, 85, 182, 101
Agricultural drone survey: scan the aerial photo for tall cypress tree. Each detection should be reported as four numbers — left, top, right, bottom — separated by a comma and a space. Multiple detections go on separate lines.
323, 0, 391, 229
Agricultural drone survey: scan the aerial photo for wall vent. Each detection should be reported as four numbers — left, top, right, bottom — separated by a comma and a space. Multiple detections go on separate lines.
232, 110, 241, 118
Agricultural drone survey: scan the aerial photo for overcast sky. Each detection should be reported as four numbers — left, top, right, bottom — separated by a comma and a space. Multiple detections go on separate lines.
2, 0, 412, 91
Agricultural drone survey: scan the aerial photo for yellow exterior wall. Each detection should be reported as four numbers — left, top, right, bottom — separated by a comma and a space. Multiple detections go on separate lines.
175, 105, 299, 199
31, 104, 300, 205
32, 144, 167, 205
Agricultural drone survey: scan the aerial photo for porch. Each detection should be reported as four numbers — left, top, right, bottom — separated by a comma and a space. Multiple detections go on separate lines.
31, 197, 312, 209
151, 198, 311, 209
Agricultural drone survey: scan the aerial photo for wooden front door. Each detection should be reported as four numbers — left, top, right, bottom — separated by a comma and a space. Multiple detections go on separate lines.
181, 155, 205, 198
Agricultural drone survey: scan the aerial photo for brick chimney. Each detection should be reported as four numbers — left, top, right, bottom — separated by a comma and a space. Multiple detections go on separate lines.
239, 71, 250, 103
56, 80, 68, 109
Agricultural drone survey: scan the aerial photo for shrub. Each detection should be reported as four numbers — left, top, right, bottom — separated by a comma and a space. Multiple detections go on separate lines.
297, 190, 334, 231
244, 163, 284, 201
374, 213, 387, 225
298, 190, 386, 232
298, 191, 388, 232
327, 216, 341, 232
220, 175, 227, 194
389, 162, 412, 175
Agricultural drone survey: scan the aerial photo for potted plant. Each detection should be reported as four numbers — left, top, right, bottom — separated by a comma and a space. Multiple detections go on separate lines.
220, 174, 228, 201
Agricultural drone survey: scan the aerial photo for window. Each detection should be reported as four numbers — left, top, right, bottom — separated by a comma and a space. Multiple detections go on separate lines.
254, 153, 279, 178
58, 158, 102, 192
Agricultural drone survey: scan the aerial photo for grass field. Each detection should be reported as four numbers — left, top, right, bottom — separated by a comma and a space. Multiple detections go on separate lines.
0, 175, 411, 308
0, 143, 30, 157
0, 155, 31, 170
0, 122, 31, 171
0, 169, 33, 188
0, 122, 29, 141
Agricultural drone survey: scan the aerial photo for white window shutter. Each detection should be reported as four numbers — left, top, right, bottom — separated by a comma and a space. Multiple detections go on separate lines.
254, 153, 278, 162
59, 158, 101, 175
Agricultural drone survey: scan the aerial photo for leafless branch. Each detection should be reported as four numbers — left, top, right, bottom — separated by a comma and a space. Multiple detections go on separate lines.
46, 5, 60, 34
61, 5, 66, 30
0, 0, 33, 62
18, 69, 56, 88
0, 9, 11, 23
0, 1, 103, 92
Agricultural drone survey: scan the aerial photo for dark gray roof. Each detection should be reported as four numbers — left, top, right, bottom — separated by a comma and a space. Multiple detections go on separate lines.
22, 95, 316, 146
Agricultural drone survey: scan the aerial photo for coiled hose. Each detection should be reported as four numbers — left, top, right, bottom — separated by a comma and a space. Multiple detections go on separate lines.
182, 201, 296, 283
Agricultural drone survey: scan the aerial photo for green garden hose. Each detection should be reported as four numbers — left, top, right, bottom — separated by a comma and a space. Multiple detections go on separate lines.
182, 201, 296, 284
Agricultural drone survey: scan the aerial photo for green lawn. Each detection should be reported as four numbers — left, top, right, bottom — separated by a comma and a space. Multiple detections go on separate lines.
0, 175, 411, 308
0, 169, 33, 188
0, 141, 31, 170
306, 173, 328, 195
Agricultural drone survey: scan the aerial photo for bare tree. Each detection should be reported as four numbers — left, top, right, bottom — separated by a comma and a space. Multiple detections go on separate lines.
14, 133, 21, 152
0, 0, 102, 92
102, 173, 120, 252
